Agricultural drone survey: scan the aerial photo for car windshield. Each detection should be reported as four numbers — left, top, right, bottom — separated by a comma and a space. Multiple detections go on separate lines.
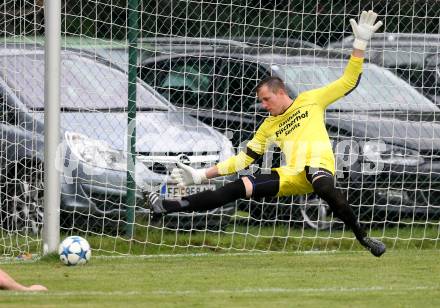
1, 53, 170, 111
281, 61, 439, 112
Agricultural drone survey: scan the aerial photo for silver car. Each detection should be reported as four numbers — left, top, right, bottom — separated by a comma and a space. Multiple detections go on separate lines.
0, 44, 235, 233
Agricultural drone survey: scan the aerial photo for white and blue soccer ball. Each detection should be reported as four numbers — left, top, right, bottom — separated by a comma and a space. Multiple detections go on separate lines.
58, 236, 91, 266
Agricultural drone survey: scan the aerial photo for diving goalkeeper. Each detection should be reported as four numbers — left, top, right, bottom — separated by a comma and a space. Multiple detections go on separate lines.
146, 10, 385, 257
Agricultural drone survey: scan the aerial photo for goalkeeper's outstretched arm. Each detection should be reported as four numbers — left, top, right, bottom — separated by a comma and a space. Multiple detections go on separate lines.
170, 149, 258, 187
350, 10, 383, 56
171, 126, 267, 187
302, 10, 383, 108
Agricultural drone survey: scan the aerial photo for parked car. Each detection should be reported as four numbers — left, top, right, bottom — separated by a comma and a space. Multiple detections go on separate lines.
327, 32, 440, 104
79, 36, 250, 70
140, 48, 266, 148
0, 44, 235, 233
59, 36, 250, 69
139, 47, 440, 228
55, 36, 317, 150
139, 40, 321, 148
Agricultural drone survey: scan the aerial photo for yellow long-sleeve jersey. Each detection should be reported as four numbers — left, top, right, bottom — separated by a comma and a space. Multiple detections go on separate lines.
217, 55, 363, 176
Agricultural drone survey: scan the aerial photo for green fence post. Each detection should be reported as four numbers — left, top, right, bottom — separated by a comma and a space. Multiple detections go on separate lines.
126, 0, 139, 237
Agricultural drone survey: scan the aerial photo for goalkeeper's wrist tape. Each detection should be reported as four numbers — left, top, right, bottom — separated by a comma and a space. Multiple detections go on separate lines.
353, 39, 368, 51
196, 168, 208, 183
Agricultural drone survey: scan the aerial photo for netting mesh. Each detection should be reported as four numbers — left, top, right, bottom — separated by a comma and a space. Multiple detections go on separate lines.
1, 0, 440, 256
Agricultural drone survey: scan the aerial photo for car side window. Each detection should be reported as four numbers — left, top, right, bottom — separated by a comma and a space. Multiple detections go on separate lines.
157, 58, 215, 110
139, 61, 170, 90
218, 60, 268, 113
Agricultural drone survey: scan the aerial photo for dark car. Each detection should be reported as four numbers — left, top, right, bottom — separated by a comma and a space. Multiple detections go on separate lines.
139, 41, 321, 148
140, 50, 265, 147
0, 44, 235, 234
139, 47, 440, 228
328, 32, 440, 104
59, 36, 251, 71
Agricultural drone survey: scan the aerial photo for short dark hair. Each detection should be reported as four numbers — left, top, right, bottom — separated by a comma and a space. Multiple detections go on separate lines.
256, 76, 287, 94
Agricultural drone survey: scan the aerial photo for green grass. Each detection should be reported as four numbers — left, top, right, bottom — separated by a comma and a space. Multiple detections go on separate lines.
0, 250, 440, 307
78, 221, 440, 255
2, 222, 440, 257
1, 219, 440, 306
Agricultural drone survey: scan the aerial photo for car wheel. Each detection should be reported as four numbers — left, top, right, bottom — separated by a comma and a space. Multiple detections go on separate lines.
299, 195, 333, 230
2, 165, 44, 235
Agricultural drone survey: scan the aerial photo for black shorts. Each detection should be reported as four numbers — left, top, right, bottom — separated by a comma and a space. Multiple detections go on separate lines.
245, 166, 334, 198
245, 171, 280, 199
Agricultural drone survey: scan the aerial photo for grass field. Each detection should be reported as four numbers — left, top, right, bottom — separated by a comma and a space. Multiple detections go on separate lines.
6, 221, 440, 257
0, 249, 439, 307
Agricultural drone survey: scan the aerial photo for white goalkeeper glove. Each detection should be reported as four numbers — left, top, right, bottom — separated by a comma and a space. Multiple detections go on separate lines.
170, 162, 207, 187
349, 10, 383, 50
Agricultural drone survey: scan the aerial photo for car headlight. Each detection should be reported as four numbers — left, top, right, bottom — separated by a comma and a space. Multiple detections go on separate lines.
362, 141, 424, 166
65, 131, 127, 171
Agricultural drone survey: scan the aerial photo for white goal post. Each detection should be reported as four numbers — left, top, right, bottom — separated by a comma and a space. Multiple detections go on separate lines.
0, 0, 439, 257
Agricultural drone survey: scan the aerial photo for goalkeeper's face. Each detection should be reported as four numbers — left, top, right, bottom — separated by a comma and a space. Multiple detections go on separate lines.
257, 85, 290, 116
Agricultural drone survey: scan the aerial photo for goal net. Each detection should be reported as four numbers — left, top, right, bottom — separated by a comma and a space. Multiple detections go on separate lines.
1, 0, 439, 257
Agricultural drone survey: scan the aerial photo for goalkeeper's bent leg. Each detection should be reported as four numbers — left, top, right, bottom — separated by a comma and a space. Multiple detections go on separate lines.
311, 175, 366, 239
309, 171, 386, 257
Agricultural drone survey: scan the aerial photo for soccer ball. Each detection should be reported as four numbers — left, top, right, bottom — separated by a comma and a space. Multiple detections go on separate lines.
58, 236, 91, 266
